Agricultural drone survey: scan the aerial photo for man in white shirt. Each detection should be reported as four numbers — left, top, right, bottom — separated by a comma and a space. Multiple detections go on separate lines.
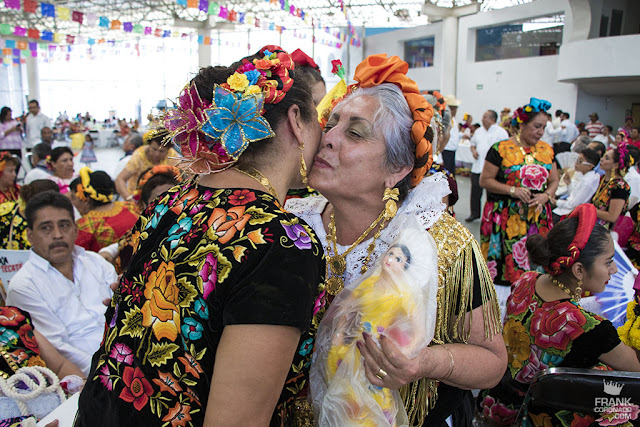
25, 100, 52, 148
542, 112, 556, 144
6, 192, 116, 374
467, 110, 509, 221
593, 125, 614, 147
553, 148, 601, 218
443, 95, 462, 176
625, 145, 640, 208
556, 112, 579, 154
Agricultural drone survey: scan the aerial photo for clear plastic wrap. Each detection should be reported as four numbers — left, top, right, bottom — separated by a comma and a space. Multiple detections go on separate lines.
310, 216, 439, 426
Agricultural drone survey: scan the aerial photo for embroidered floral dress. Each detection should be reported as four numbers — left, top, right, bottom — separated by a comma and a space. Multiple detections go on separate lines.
478, 272, 621, 426
75, 201, 140, 252
0, 184, 19, 204
76, 181, 325, 427
625, 203, 640, 268
480, 140, 555, 288
591, 176, 630, 230
0, 201, 29, 250
0, 306, 45, 378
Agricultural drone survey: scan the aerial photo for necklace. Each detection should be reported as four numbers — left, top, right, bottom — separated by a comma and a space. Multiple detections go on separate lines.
232, 167, 280, 201
515, 133, 536, 165
550, 276, 582, 301
324, 189, 399, 295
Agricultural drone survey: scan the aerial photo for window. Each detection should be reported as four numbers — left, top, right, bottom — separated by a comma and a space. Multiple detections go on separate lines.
405, 37, 434, 68
610, 9, 623, 36
475, 14, 564, 62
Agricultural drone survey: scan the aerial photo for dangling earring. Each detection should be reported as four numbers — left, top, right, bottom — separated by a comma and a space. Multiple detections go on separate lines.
299, 142, 309, 186
383, 187, 400, 220
575, 279, 583, 301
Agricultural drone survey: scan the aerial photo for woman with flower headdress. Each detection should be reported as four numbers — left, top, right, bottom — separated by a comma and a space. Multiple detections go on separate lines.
478, 204, 640, 426
590, 143, 633, 229
287, 54, 506, 427
76, 46, 324, 426
70, 167, 139, 252
114, 126, 179, 201
479, 98, 559, 315
0, 152, 20, 204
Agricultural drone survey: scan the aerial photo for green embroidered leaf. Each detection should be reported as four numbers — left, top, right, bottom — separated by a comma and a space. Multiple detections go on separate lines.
173, 362, 181, 378
160, 245, 169, 262
120, 307, 145, 339
182, 378, 197, 386
245, 205, 277, 226
216, 252, 231, 283
176, 277, 198, 309
187, 243, 221, 266
147, 342, 180, 367
195, 347, 207, 361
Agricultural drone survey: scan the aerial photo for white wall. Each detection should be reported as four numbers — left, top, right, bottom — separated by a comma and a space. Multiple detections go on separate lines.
455, 0, 577, 123
364, 22, 444, 91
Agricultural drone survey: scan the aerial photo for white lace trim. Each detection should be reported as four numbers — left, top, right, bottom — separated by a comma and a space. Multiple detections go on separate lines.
286, 172, 450, 286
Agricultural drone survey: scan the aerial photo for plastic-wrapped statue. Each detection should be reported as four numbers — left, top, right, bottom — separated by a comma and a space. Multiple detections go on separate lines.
311, 217, 438, 426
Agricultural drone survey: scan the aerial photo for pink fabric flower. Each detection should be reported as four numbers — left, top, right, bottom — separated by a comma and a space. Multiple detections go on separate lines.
597, 403, 640, 426
487, 260, 498, 281
480, 395, 518, 424
520, 164, 549, 191
200, 252, 217, 299
98, 364, 113, 391
514, 345, 546, 384
507, 272, 535, 316
512, 236, 530, 270
530, 301, 587, 350
313, 290, 326, 316
109, 342, 134, 365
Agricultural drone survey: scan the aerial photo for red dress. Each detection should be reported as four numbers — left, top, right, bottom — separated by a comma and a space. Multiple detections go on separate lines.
75, 202, 139, 252
0, 184, 19, 204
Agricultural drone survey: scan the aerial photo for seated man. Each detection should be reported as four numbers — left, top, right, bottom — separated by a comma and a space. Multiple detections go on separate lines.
6, 191, 116, 375
24, 143, 52, 184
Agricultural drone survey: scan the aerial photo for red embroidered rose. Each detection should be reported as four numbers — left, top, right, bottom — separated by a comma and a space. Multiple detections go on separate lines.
0, 307, 25, 327
504, 254, 523, 283
519, 164, 549, 191
530, 301, 587, 351
17, 323, 39, 353
507, 272, 535, 317
118, 366, 154, 410
511, 236, 530, 270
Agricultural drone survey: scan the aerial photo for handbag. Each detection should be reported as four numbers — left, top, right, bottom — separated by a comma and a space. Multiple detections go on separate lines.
0, 366, 66, 422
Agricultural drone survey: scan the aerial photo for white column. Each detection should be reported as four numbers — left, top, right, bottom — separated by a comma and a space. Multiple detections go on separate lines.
198, 27, 212, 68
440, 16, 458, 95
26, 55, 40, 102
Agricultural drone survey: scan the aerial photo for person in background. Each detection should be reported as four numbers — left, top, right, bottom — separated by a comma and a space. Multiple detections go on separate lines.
578, 127, 590, 138
552, 148, 600, 219
591, 143, 633, 229
39, 127, 54, 146
554, 111, 579, 154
6, 191, 117, 375
80, 133, 97, 168
630, 127, 640, 149
618, 116, 634, 137
480, 98, 558, 315
542, 112, 555, 144
291, 48, 326, 107
585, 112, 604, 138
47, 146, 78, 194
114, 126, 178, 200
467, 110, 509, 222
24, 100, 52, 149
442, 94, 462, 176
24, 143, 53, 184
571, 135, 591, 153
0, 107, 23, 158
70, 167, 139, 252
587, 140, 607, 176
0, 179, 59, 250
478, 204, 640, 426
111, 132, 143, 182
593, 125, 614, 147
0, 152, 20, 204
625, 145, 640, 209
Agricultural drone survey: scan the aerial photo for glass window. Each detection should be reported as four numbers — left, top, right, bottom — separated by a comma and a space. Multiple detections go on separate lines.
475, 14, 564, 62
405, 37, 434, 68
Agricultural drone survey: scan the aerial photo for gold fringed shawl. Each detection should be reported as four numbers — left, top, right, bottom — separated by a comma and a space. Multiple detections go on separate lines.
399, 212, 502, 427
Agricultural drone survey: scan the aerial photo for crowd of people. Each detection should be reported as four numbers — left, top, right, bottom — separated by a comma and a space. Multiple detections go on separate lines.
0, 45, 637, 427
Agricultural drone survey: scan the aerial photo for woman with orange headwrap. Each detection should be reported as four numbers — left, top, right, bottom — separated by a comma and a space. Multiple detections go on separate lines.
288, 54, 506, 426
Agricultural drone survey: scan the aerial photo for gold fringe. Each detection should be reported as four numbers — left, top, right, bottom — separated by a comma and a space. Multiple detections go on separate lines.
399, 213, 502, 427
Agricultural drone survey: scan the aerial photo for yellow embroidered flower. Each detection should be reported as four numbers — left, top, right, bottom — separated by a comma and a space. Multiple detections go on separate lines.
243, 85, 261, 96
227, 72, 249, 92
503, 318, 530, 370
506, 214, 527, 240
535, 143, 554, 164
481, 242, 489, 259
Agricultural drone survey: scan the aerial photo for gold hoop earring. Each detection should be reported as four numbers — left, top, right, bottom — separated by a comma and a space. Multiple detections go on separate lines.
299, 142, 309, 186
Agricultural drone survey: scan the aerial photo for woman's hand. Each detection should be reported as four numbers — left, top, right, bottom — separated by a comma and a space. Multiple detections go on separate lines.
528, 193, 549, 208
513, 187, 531, 203
357, 332, 422, 390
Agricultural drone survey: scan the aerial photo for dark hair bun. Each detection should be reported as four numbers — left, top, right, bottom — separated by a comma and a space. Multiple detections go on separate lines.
526, 234, 550, 267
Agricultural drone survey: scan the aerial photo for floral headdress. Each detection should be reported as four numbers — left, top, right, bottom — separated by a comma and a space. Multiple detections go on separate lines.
316, 59, 348, 127
616, 140, 633, 172
422, 90, 447, 134
0, 151, 13, 175
317, 54, 434, 187
511, 97, 551, 127
290, 48, 320, 72
133, 165, 182, 202
75, 167, 113, 203
546, 203, 597, 276
143, 126, 170, 144
163, 45, 295, 174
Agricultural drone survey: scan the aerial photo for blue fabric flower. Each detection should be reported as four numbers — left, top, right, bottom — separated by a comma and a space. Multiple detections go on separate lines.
148, 203, 169, 230
167, 217, 192, 248
262, 49, 273, 58
181, 317, 204, 341
0, 327, 19, 346
527, 97, 551, 113
540, 350, 563, 366
298, 338, 313, 356
194, 298, 209, 320
244, 69, 261, 86
200, 85, 275, 160
488, 233, 501, 258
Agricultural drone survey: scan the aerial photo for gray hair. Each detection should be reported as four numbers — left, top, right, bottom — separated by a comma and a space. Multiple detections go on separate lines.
572, 135, 591, 154
335, 84, 415, 195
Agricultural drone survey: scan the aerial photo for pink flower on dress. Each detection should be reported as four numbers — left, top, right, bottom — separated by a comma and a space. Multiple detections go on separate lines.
98, 364, 113, 391
487, 261, 498, 281
514, 345, 546, 384
109, 342, 134, 365
507, 272, 535, 316
512, 236, 530, 270
530, 301, 587, 351
480, 395, 518, 424
199, 252, 217, 299
520, 164, 549, 191
596, 404, 640, 426
313, 290, 326, 316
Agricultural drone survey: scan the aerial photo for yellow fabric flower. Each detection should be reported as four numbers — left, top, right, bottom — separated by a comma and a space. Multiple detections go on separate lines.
481, 242, 489, 259
243, 85, 261, 96
618, 300, 640, 350
506, 214, 527, 240
535, 142, 554, 165
227, 72, 249, 92
503, 318, 530, 370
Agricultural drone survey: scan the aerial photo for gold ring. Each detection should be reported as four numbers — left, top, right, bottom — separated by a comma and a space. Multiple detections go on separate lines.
375, 368, 388, 380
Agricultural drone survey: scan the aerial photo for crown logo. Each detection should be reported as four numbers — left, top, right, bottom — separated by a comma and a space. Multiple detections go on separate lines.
603, 380, 624, 396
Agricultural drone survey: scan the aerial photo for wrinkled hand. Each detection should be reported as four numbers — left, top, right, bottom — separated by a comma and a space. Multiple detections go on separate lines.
513, 187, 531, 203
528, 193, 549, 208
356, 332, 422, 390
102, 277, 121, 306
